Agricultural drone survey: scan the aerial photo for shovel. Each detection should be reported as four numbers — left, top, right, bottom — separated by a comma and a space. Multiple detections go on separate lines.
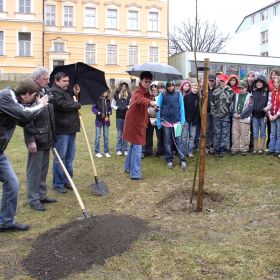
53, 148, 90, 219
74, 96, 109, 196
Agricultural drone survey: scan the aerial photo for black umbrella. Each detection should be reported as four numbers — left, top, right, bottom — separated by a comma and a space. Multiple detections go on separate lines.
50, 62, 109, 105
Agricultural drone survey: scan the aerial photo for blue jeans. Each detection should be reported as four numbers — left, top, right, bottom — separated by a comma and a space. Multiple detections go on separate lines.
162, 126, 186, 163
0, 153, 19, 228
95, 125, 109, 153
252, 117, 266, 139
269, 118, 280, 153
124, 144, 142, 178
182, 121, 196, 155
116, 118, 128, 152
213, 115, 230, 154
53, 133, 76, 188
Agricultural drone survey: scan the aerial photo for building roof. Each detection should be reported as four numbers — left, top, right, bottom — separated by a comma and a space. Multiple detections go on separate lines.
235, 1, 280, 33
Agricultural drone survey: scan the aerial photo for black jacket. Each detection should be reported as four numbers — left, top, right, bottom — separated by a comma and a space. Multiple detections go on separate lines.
0, 88, 44, 153
252, 89, 269, 118
23, 100, 55, 150
51, 84, 81, 134
183, 92, 200, 125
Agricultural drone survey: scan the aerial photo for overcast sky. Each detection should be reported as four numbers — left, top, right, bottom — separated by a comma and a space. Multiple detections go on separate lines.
169, 0, 274, 35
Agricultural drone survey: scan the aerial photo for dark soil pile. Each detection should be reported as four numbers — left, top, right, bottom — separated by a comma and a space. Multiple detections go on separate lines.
22, 214, 147, 280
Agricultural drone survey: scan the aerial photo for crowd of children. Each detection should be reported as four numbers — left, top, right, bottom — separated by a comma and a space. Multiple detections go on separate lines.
91, 68, 280, 169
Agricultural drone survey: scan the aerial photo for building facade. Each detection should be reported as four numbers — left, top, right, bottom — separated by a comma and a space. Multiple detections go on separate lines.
0, 0, 168, 84
225, 1, 280, 57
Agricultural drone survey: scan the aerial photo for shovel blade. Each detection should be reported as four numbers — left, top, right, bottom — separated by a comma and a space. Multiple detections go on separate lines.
92, 181, 109, 196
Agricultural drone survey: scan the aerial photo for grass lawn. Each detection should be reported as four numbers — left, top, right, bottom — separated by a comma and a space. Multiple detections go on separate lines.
0, 81, 279, 279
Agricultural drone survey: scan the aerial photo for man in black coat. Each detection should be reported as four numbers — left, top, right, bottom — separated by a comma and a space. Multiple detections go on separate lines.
0, 79, 48, 231
24, 67, 57, 211
51, 72, 81, 193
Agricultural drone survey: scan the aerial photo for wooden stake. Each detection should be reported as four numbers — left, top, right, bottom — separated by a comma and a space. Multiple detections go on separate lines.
196, 58, 210, 212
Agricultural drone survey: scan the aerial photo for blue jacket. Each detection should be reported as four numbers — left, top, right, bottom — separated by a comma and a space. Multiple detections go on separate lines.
156, 90, 185, 128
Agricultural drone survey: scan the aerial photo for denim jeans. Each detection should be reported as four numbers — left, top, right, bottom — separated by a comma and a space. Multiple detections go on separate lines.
53, 133, 76, 188
95, 125, 109, 154
0, 153, 19, 228
213, 115, 230, 154
124, 144, 142, 178
252, 117, 266, 139
182, 121, 196, 155
116, 118, 128, 152
162, 126, 186, 163
269, 118, 280, 153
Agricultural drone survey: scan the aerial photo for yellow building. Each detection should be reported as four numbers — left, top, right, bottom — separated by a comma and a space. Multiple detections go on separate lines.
0, 0, 168, 84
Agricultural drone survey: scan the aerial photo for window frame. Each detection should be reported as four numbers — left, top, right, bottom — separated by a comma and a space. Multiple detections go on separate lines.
260, 10, 268, 21
0, 31, 4, 56
85, 43, 96, 65
18, 32, 31, 56
128, 45, 139, 66
149, 46, 159, 63
63, 5, 74, 27
84, 7, 96, 28
53, 42, 65, 53
148, 11, 159, 32
106, 8, 118, 29
18, 0, 31, 13
107, 44, 118, 65
45, 4, 56, 26
128, 10, 138, 30
260, 30, 268, 44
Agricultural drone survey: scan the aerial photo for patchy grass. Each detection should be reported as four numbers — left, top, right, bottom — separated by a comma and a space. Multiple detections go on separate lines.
0, 86, 279, 279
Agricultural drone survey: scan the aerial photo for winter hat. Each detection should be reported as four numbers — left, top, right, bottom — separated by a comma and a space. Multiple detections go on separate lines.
219, 74, 228, 82
179, 79, 192, 91
238, 80, 248, 88
208, 74, 216, 81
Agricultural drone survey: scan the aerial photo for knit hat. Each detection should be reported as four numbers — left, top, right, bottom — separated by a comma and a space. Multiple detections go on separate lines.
238, 80, 248, 88
179, 79, 191, 91
219, 74, 228, 82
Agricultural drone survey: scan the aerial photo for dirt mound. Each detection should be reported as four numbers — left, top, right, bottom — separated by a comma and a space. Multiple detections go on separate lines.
23, 215, 147, 280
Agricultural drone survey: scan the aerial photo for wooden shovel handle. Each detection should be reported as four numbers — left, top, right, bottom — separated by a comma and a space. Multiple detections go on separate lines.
73, 96, 98, 176
53, 148, 86, 211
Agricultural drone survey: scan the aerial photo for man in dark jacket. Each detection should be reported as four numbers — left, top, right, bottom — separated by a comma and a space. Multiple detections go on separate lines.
23, 67, 57, 211
0, 79, 48, 232
51, 72, 81, 193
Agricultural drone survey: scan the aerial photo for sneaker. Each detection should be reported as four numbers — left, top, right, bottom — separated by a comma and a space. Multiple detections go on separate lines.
241, 152, 247, 156
188, 153, 194, 158
124, 151, 128, 156
105, 153, 111, 158
167, 162, 173, 169
181, 161, 187, 170
117, 151, 122, 156
231, 151, 238, 155
96, 153, 103, 158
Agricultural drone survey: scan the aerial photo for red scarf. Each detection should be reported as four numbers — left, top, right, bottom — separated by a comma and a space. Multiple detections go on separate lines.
271, 88, 280, 116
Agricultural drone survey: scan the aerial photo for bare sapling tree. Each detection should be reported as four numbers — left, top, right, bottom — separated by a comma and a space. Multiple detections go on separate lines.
169, 19, 230, 55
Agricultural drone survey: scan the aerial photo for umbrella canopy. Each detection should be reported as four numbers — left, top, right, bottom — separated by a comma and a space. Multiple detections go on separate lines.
126, 62, 183, 81
50, 62, 109, 105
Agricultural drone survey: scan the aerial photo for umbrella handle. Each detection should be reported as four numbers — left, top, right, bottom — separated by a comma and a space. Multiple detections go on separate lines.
74, 96, 98, 177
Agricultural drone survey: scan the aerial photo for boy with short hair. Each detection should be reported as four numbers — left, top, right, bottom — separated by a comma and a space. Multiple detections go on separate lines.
231, 80, 254, 155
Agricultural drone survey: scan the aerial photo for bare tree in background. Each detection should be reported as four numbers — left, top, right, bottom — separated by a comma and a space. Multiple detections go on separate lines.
169, 19, 230, 55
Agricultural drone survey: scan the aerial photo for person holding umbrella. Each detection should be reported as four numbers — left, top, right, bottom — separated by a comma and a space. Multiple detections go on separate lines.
51, 72, 81, 193
123, 71, 157, 180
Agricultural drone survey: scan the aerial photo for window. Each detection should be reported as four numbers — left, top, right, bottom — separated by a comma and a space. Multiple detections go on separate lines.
251, 15, 255, 24
107, 44, 117, 65
109, 78, 115, 88
0, 31, 3, 55
53, 42, 64, 52
273, 5, 278, 16
128, 11, 138, 30
0, 0, 3, 12
85, 7, 96, 27
149, 12, 159, 31
107, 9, 117, 29
18, 32, 31, 56
261, 51, 268, 57
260, 30, 268, 44
149, 46, 159, 62
131, 78, 136, 88
45, 5, 56, 26
260, 10, 268, 21
85, 43, 96, 64
128, 45, 138, 65
64, 6, 73, 27
19, 0, 31, 13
